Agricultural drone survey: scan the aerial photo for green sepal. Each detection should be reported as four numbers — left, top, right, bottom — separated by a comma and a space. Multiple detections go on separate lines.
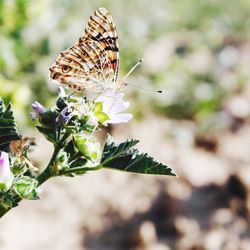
94, 102, 103, 113
78, 115, 97, 133
94, 102, 110, 123
14, 176, 39, 200
36, 109, 58, 143
56, 97, 68, 111
73, 134, 100, 160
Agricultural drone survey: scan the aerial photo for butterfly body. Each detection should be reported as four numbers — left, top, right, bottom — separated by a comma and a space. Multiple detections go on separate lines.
49, 7, 120, 94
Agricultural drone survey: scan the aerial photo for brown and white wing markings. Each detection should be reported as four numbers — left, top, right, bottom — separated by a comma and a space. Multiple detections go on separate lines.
84, 7, 119, 81
49, 7, 119, 93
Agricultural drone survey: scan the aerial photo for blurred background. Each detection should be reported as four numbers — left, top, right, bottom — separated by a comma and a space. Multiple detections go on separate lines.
0, 0, 250, 249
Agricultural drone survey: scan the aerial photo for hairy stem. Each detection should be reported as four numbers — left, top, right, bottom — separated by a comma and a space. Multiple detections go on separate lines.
37, 133, 70, 186
59, 164, 102, 175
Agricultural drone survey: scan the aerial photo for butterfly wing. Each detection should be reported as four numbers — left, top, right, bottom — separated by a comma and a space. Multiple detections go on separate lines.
49, 7, 119, 93
84, 7, 119, 81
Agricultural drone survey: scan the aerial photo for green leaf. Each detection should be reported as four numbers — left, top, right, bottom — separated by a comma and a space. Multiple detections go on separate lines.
101, 134, 176, 176
0, 98, 21, 152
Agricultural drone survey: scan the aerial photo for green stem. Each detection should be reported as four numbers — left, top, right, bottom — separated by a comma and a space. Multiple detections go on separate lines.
36, 146, 60, 186
37, 133, 70, 186
59, 164, 102, 175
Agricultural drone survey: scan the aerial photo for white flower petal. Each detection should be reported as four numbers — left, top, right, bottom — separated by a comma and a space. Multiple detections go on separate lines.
96, 91, 133, 125
0, 152, 13, 190
110, 98, 130, 114
106, 113, 133, 124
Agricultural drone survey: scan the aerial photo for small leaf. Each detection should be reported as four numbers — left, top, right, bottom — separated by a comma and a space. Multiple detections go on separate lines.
0, 98, 21, 152
101, 134, 176, 176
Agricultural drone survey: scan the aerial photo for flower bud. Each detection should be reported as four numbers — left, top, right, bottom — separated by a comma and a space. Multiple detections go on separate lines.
0, 152, 14, 191
74, 134, 101, 161
31, 101, 46, 119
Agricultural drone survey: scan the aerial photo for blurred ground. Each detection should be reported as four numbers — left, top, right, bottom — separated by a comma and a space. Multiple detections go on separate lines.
0, 0, 250, 249
1, 107, 250, 250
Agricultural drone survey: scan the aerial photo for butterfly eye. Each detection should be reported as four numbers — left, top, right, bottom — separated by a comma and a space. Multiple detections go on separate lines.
62, 65, 72, 73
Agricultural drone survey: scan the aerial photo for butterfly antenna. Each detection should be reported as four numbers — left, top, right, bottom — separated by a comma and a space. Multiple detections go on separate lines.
123, 59, 143, 81
122, 59, 164, 93
123, 82, 163, 93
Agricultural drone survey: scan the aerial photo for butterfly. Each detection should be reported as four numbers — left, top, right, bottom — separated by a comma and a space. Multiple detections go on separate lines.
49, 7, 120, 94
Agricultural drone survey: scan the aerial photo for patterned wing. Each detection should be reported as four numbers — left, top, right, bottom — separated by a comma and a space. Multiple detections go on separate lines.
84, 7, 119, 81
49, 7, 119, 93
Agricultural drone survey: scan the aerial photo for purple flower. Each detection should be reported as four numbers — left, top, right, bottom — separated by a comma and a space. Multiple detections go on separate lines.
60, 105, 77, 123
0, 152, 13, 190
31, 101, 46, 119
96, 92, 133, 125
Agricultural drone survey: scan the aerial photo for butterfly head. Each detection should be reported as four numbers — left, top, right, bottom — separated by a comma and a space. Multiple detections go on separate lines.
49, 54, 85, 91
49, 52, 74, 81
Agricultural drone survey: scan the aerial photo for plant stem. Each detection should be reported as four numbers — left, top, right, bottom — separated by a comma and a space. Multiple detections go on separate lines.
0, 133, 71, 218
37, 134, 70, 186
59, 164, 102, 175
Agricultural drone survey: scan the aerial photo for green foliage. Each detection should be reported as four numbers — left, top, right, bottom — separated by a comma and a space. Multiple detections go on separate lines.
36, 109, 58, 143
73, 134, 100, 160
14, 176, 39, 200
101, 135, 176, 176
0, 98, 21, 152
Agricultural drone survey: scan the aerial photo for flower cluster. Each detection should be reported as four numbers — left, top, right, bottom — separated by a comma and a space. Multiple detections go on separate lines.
0, 90, 133, 213
30, 90, 133, 177
0, 87, 175, 218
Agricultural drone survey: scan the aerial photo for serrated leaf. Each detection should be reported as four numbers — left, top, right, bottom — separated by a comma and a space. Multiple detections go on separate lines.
0, 98, 21, 152
101, 134, 176, 176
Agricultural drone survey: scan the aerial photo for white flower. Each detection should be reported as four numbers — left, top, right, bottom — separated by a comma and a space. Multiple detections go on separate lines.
0, 151, 14, 190
96, 92, 133, 125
